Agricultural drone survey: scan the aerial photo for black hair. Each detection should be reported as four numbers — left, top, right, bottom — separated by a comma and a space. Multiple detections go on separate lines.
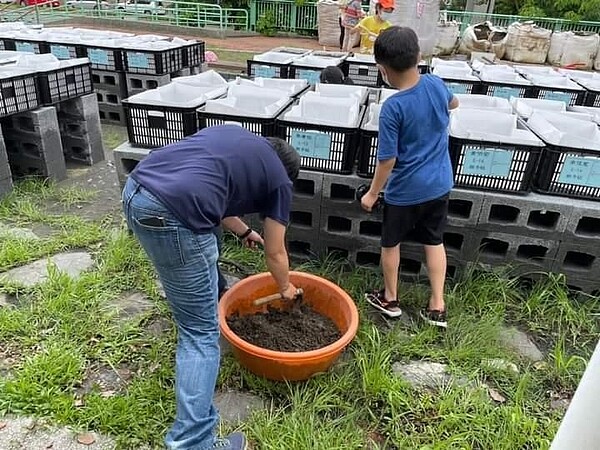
266, 137, 301, 181
319, 66, 354, 85
374, 26, 420, 72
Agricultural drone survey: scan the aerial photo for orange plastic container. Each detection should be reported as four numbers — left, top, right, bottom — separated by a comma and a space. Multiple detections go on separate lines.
219, 271, 360, 381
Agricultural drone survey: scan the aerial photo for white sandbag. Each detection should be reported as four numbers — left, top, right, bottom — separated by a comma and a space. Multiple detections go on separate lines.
385, 0, 439, 57
548, 31, 600, 70
504, 22, 551, 64
596, 46, 600, 71
459, 22, 493, 56
489, 28, 508, 59
433, 22, 460, 56
318, 0, 342, 47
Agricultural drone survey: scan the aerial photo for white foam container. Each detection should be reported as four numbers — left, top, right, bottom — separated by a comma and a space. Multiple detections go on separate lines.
231, 77, 308, 96
125, 82, 226, 108
454, 94, 513, 113
527, 111, 600, 151
511, 97, 567, 119
450, 109, 544, 147
283, 92, 361, 127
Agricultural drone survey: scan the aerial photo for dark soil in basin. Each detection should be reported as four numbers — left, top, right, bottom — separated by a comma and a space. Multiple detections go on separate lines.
226, 300, 342, 352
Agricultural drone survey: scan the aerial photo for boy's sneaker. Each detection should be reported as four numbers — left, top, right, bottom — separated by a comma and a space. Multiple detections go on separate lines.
213, 432, 247, 450
420, 308, 447, 328
365, 290, 403, 318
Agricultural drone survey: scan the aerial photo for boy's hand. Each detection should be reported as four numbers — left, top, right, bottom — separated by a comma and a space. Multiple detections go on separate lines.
361, 191, 379, 212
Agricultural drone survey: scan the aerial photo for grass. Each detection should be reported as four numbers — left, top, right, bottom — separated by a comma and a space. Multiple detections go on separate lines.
209, 48, 257, 65
1, 179, 599, 449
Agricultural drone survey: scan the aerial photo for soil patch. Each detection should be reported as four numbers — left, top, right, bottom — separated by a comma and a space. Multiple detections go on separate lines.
226, 300, 341, 352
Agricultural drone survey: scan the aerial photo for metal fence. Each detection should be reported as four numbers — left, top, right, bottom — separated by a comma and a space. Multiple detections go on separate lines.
5, 0, 249, 30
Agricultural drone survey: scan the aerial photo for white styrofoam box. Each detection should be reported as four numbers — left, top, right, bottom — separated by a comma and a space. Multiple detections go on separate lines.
511, 97, 567, 119
203, 87, 291, 118
283, 92, 361, 127
432, 65, 479, 81
514, 65, 562, 77
379, 88, 397, 103
569, 105, 600, 124
527, 74, 585, 91
479, 70, 532, 85
450, 109, 544, 147
361, 102, 382, 131
527, 111, 600, 150
232, 77, 308, 95
431, 58, 471, 69
454, 94, 513, 113
291, 51, 347, 68
172, 70, 228, 88
126, 82, 226, 108
253, 51, 298, 65
314, 83, 368, 103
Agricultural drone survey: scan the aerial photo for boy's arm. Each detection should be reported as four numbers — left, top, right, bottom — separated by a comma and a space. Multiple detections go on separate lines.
449, 95, 459, 110
362, 103, 400, 210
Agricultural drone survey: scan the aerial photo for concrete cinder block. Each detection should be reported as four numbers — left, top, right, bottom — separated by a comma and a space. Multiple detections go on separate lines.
113, 141, 151, 187
98, 104, 126, 126
0, 132, 11, 180
91, 69, 128, 97
0, 176, 13, 198
286, 225, 320, 261
96, 89, 123, 106
562, 274, 600, 296
448, 188, 485, 227
58, 94, 105, 165
473, 230, 560, 273
293, 170, 324, 203
478, 191, 574, 239
126, 72, 171, 94
553, 240, 600, 279
565, 198, 600, 242
2, 107, 66, 181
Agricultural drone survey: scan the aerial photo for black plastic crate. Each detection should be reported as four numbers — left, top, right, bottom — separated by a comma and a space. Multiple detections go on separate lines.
183, 41, 205, 68
7, 39, 47, 54
345, 60, 381, 88
197, 110, 281, 137
82, 45, 123, 71
47, 42, 85, 60
535, 145, 600, 201
584, 90, 600, 108
247, 60, 289, 79
449, 135, 542, 194
288, 65, 338, 86
357, 128, 378, 177
442, 78, 484, 95
123, 102, 198, 148
276, 109, 365, 174
531, 87, 586, 106
124, 47, 185, 75
480, 82, 534, 100
37, 61, 93, 105
418, 62, 430, 74
0, 72, 40, 118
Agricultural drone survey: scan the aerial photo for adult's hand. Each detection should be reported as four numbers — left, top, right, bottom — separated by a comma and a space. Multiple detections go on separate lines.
243, 230, 264, 249
281, 283, 299, 301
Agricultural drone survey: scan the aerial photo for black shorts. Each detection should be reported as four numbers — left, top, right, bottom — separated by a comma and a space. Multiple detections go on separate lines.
381, 193, 450, 248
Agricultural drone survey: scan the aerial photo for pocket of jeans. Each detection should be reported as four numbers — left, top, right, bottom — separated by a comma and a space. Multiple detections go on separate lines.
133, 218, 184, 268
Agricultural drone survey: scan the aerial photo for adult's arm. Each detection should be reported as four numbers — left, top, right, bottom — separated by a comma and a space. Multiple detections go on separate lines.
263, 217, 296, 300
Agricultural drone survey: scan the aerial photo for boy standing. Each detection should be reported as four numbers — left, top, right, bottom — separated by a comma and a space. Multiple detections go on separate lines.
361, 27, 459, 328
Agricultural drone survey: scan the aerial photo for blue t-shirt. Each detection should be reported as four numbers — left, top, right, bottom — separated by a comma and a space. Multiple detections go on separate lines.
131, 125, 293, 233
378, 74, 454, 206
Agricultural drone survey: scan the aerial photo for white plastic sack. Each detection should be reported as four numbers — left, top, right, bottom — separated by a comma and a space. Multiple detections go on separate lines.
596, 46, 600, 71
489, 28, 508, 60
504, 22, 551, 64
433, 22, 460, 56
318, 0, 342, 47
459, 22, 493, 56
548, 31, 600, 70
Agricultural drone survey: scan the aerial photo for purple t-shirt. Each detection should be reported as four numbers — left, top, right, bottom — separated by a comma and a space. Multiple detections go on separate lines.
131, 125, 292, 233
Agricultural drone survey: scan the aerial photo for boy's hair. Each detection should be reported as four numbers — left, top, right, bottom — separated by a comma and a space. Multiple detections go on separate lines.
266, 137, 301, 181
374, 26, 420, 72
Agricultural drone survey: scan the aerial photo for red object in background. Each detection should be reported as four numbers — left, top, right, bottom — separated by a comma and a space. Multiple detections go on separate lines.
17, 0, 61, 7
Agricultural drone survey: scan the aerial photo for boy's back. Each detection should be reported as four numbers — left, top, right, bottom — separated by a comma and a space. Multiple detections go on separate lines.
378, 74, 454, 206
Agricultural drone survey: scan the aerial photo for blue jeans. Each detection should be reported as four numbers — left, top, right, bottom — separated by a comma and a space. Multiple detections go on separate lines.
122, 178, 220, 450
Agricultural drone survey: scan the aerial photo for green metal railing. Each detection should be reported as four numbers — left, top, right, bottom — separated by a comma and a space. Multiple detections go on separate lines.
445, 10, 600, 33
249, 0, 317, 34
10, 0, 249, 30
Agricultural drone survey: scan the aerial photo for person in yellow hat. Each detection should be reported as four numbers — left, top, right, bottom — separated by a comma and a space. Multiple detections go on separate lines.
355, 0, 394, 54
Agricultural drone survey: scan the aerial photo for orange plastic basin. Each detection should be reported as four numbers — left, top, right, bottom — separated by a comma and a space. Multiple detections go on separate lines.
219, 271, 359, 381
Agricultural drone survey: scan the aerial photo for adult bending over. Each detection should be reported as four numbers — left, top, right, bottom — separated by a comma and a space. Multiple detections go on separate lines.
122, 125, 300, 450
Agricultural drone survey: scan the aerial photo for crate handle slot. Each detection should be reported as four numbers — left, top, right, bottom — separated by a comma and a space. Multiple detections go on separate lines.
148, 111, 167, 129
